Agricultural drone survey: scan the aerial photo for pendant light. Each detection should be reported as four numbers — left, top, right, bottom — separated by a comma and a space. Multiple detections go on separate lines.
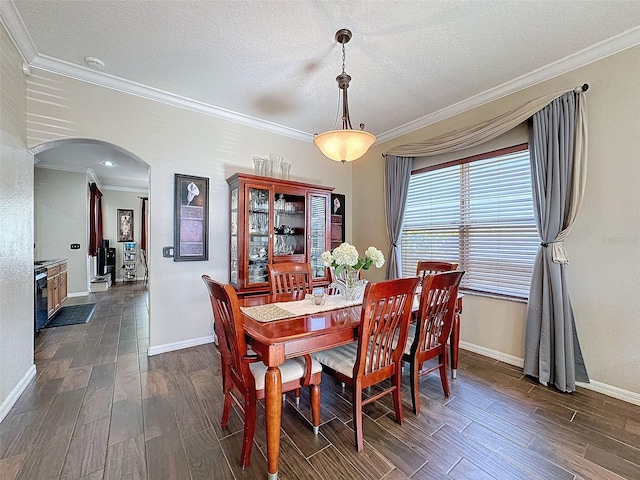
313, 29, 376, 163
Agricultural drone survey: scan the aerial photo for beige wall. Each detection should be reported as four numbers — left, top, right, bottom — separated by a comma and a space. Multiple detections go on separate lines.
0, 24, 35, 416
353, 45, 640, 398
34, 168, 89, 294
24, 69, 353, 354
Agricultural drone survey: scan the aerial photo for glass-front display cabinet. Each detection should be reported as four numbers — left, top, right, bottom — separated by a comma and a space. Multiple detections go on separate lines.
227, 173, 333, 296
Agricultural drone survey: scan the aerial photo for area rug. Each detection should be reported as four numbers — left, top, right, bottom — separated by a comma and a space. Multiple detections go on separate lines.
44, 303, 96, 328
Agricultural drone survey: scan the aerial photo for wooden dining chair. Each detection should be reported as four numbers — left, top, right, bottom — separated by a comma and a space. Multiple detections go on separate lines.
313, 276, 419, 451
403, 270, 464, 415
415, 260, 459, 284
267, 262, 313, 295
201, 275, 322, 469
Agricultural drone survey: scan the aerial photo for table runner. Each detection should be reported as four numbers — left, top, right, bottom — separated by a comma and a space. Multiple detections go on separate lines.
241, 294, 363, 323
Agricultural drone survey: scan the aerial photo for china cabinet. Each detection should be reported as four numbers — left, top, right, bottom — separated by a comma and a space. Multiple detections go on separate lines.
227, 173, 333, 296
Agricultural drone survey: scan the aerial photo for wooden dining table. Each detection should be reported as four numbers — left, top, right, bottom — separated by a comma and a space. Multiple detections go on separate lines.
239, 291, 463, 480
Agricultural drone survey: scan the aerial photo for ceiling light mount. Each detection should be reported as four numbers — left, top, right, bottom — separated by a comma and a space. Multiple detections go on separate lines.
314, 28, 375, 163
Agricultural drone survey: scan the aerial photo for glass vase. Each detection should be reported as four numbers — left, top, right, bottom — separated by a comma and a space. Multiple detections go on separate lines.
330, 268, 366, 301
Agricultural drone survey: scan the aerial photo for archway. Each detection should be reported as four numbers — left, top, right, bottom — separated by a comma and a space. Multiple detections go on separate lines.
31, 137, 150, 305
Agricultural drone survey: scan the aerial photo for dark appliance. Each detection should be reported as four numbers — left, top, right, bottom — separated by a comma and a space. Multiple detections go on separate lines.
35, 267, 48, 332
97, 246, 117, 284
104, 247, 116, 284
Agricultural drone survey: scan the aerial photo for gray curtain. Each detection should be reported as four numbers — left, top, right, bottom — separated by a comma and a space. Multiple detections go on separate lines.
524, 90, 589, 392
385, 89, 571, 157
384, 155, 413, 279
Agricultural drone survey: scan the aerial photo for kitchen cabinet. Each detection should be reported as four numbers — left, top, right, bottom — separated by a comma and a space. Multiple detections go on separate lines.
227, 173, 333, 296
46, 260, 67, 318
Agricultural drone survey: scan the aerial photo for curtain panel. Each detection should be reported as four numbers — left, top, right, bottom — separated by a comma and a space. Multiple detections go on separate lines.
88, 183, 103, 256
524, 90, 589, 392
140, 197, 148, 252
384, 155, 413, 279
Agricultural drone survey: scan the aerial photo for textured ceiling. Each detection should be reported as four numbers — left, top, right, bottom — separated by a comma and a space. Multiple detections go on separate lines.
3, 0, 640, 189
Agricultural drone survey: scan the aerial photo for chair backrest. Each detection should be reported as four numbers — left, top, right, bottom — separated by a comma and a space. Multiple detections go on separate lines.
201, 275, 254, 391
267, 262, 313, 295
415, 261, 459, 285
412, 271, 464, 355
354, 277, 419, 379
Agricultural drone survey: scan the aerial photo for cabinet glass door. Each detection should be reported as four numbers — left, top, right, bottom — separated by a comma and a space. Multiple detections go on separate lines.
309, 194, 327, 279
230, 187, 239, 284
247, 187, 270, 285
273, 192, 305, 258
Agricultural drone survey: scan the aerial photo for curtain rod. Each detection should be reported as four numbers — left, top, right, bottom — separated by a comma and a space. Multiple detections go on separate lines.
381, 83, 590, 158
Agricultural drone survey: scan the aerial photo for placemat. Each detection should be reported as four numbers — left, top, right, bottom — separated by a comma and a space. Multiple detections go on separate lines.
241, 304, 295, 322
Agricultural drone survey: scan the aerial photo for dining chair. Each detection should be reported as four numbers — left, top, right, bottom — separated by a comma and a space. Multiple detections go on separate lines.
201, 275, 322, 469
415, 260, 459, 284
267, 262, 313, 295
403, 270, 464, 415
313, 276, 419, 452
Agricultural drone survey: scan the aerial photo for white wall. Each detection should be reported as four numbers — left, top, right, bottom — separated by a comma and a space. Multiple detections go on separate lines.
34, 167, 88, 294
0, 24, 35, 419
24, 68, 353, 356
353, 45, 640, 398
102, 189, 145, 281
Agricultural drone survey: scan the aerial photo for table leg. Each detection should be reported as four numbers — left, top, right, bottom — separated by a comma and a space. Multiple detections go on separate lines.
450, 311, 460, 379
265, 366, 282, 480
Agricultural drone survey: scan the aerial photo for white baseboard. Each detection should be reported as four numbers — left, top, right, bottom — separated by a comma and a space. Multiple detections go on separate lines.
576, 379, 640, 406
459, 341, 524, 368
459, 341, 640, 406
0, 364, 36, 424
68, 291, 90, 298
147, 335, 214, 356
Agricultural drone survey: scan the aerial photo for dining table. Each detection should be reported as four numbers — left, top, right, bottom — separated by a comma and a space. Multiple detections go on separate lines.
239, 289, 463, 480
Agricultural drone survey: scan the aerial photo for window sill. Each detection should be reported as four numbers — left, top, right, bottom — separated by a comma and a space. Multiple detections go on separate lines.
460, 289, 528, 304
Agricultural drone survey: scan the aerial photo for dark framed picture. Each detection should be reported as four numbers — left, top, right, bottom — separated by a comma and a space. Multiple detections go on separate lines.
117, 209, 134, 242
330, 193, 345, 249
174, 174, 209, 261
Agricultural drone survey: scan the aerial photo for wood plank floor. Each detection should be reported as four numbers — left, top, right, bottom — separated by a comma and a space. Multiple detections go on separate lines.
2, 281, 639, 479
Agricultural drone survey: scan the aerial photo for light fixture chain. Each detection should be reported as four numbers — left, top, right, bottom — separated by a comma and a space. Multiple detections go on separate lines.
342, 42, 346, 74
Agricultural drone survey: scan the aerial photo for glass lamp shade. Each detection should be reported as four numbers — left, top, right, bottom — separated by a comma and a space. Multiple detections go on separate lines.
314, 129, 376, 163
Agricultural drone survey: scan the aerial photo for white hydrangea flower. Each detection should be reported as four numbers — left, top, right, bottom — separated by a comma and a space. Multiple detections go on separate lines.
365, 246, 385, 268
321, 250, 334, 267
332, 242, 359, 266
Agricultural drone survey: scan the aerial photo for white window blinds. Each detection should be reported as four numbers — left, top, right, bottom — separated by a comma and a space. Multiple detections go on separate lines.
401, 147, 539, 298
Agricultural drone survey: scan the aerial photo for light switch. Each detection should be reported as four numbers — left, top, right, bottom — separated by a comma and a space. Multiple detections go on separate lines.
70, 243, 80, 249
162, 246, 174, 258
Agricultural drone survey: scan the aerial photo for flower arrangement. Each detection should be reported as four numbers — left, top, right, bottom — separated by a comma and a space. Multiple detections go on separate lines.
321, 243, 385, 300
321, 242, 385, 275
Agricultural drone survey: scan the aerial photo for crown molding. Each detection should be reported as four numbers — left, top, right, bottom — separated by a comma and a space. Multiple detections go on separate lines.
35, 161, 91, 175
29, 54, 312, 143
0, 0, 37, 63
101, 185, 149, 194
376, 25, 640, 144
35, 163, 147, 191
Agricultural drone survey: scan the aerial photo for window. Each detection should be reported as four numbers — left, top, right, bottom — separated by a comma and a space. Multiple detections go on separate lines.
401, 144, 538, 299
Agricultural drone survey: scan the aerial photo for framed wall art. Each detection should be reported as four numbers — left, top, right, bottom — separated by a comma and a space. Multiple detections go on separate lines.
330, 193, 345, 249
174, 173, 209, 261
117, 209, 134, 242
